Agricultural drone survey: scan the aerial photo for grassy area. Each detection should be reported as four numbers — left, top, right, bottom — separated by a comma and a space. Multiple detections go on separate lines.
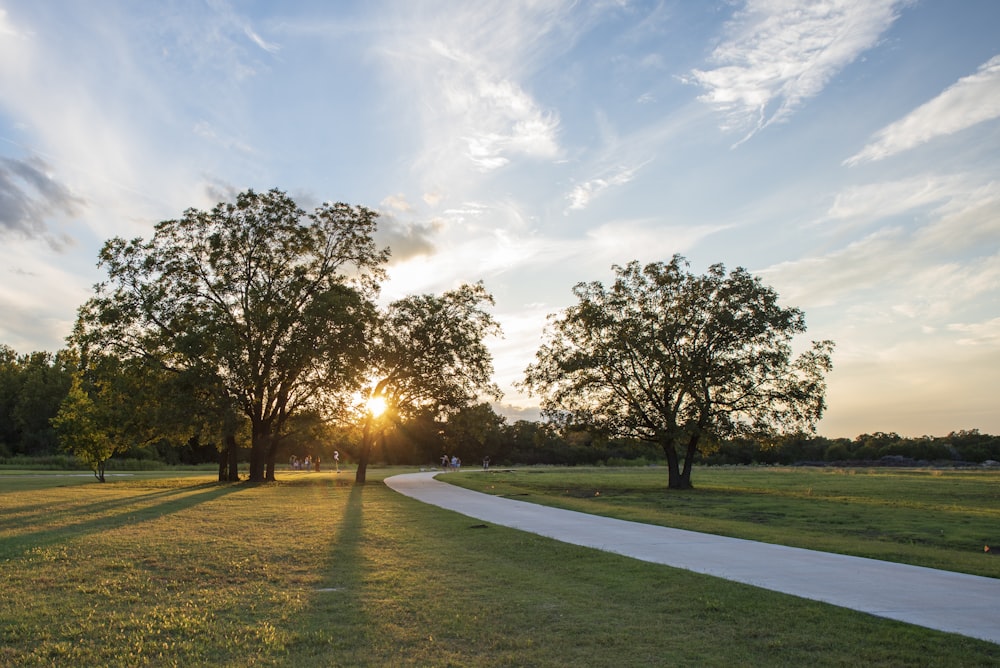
447, 465, 1000, 578
0, 469, 997, 666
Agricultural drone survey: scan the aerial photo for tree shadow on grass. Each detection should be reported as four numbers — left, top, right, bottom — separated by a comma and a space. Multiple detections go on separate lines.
277, 482, 371, 664
0, 484, 222, 533
0, 482, 246, 561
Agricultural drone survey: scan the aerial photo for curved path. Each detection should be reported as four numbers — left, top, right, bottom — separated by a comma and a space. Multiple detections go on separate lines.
386, 471, 1000, 645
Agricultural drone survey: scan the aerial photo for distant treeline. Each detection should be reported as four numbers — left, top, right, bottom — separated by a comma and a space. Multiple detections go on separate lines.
2, 344, 998, 468
0, 346, 217, 466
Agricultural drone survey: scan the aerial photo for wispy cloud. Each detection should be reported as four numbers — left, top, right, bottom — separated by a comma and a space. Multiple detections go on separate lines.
564, 161, 648, 212
763, 174, 1000, 332
846, 54, 1000, 165
244, 26, 280, 54
949, 317, 1000, 347
0, 8, 27, 38
376, 2, 582, 191
819, 173, 1000, 253
687, 0, 906, 143
822, 174, 969, 230
0, 156, 83, 249
0, 242, 95, 352
427, 38, 561, 173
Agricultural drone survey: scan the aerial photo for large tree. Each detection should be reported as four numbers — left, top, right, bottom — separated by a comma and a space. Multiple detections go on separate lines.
73, 188, 387, 482
524, 256, 833, 489
355, 283, 502, 483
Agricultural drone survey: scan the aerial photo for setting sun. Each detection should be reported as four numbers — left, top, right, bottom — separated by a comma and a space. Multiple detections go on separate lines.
366, 395, 388, 417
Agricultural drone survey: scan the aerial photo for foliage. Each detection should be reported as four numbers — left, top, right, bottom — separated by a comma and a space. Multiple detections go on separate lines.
72, 188, 388, 481
524, 255, 834, 489
51, 375, 121, 481
355, 282, 502, 482
0, 345, 74, 456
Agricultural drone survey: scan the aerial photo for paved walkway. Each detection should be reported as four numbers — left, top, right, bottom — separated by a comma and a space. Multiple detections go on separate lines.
385, 471, 1000, 645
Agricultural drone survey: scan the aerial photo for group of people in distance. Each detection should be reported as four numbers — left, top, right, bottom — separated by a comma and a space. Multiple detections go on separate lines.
440, 453, 462, 471
439, 454, 492, 471
289, 450, 341, 473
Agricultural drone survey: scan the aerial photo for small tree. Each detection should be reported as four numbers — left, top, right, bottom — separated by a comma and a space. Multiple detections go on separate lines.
524, 255, 833, 489
51, 375, 119, 482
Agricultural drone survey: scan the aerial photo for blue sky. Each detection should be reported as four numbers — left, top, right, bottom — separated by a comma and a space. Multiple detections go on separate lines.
1, 1, 998, 437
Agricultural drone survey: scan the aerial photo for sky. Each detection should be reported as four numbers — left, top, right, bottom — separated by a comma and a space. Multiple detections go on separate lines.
0, 0, 998, 438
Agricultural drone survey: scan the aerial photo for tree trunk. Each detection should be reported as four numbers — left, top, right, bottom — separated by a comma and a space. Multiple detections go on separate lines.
218, 448, 227, 482
219, 402, 240, 482
265, 432, 282, 481
678, 432, 700, 490
226, 434, 240, 482
355, 415, 373, 484
661, 438, 685, 489
249, 425, 268, 482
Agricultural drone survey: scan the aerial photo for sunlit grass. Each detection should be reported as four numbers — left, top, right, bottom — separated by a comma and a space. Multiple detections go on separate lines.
1, 468, 998, 665
448, 465, 1000, 578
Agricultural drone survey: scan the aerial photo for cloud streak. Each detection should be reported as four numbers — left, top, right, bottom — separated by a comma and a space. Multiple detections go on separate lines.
377, 2, 580, 192
846, 54, 1000, 165
769, 172, 1000, 312
687, 0, 906, 143
564, 161, 649, 212
0, 156, 83, 249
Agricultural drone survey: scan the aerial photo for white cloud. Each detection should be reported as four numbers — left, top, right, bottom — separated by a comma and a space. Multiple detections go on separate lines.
435, 49, 561, 172
243, 26, 280, 54
0, 8, 27, 38
949, 317, 1000, 347
688, 0, 906, 143
766, 227, 1000, 320
564, 161, 649, 212
822, 174, 969, 231
846, 54, 1000, 165
487, 304, 553, 405
0, 241, 96, 352
584, 218, 725, 265
381, 193, 414, 213
816, 173, 1000, 260
377, 2, 575, 188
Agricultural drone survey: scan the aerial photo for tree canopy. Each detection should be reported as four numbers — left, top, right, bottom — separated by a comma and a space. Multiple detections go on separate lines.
73, 188, 388, 481
355, 282, 502, 482
523, 255, 834, 489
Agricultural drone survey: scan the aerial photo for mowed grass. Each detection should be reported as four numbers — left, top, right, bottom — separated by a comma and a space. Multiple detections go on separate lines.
0, 469, 997, 666
449, 466, 1000, 579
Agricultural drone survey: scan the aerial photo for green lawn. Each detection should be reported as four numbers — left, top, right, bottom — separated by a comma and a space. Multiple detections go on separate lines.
1, 468, 998, 666
447, 465, 1000, 578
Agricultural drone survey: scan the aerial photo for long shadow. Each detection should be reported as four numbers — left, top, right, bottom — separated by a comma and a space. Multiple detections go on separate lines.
0, 482, 246, 561
0, 485, 215, 533
278, 481, 372, 660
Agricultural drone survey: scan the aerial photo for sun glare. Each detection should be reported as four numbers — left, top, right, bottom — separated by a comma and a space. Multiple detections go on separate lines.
366, 395, 388, 417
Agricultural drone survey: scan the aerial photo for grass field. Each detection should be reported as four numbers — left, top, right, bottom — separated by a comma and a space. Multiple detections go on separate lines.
449, 465, 1000, 579
1, 467, 998, 666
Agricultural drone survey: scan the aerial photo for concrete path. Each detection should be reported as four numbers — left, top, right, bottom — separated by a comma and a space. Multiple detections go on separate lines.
385, 471, 1000, 645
